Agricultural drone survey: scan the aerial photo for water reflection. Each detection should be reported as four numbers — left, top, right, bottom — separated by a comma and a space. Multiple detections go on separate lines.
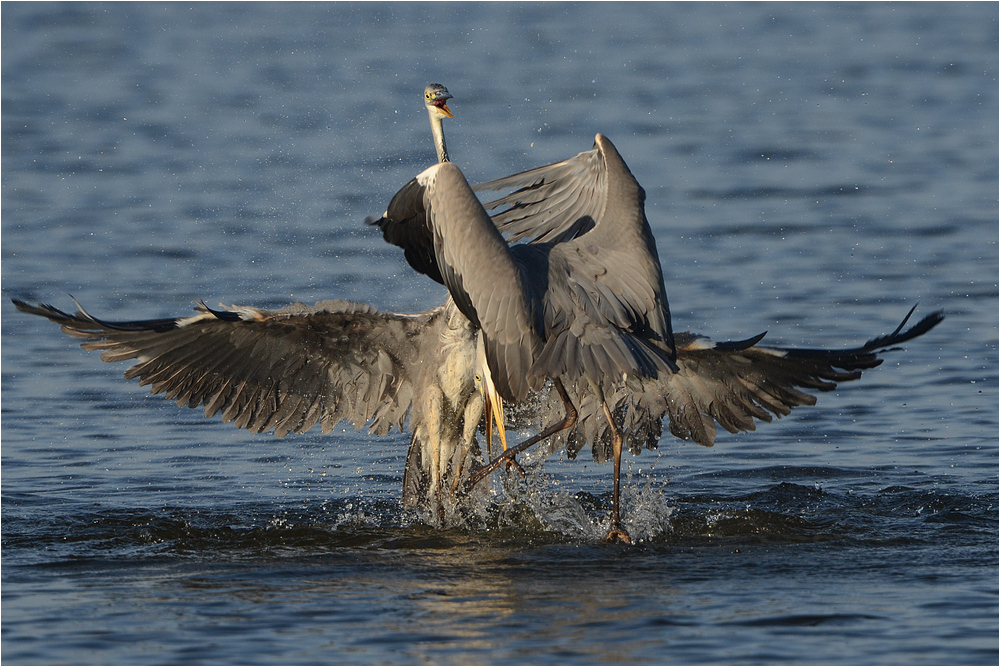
396, 544, 681, 664
141, 540, 688, 664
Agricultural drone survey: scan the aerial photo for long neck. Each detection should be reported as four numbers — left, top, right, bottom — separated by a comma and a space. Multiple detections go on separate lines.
428, 111, 449, 163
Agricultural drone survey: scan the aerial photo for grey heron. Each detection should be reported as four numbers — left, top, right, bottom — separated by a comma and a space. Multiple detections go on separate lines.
11, 297, 499, 526
421, 82, 511, 459
371, 131, 944, 543
9, 83, 512, 527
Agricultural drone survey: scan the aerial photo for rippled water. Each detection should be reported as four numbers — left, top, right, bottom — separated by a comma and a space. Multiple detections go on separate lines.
3, 3, 997, 665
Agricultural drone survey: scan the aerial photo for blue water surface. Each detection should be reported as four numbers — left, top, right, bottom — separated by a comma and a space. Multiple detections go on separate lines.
3, 3, 997, 665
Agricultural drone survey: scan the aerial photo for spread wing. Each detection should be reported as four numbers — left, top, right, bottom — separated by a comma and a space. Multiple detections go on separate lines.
653, 307, 945, 448
12, 298, 442, 438
521, 308, 944, 460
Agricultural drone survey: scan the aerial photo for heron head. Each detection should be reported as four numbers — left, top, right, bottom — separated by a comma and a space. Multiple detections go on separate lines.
424, 83, 454, 119
474, 334, 507, 457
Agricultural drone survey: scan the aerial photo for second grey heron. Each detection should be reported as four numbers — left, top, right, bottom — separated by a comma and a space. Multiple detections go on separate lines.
371, 133, 944, 543
11, 297, 497, 526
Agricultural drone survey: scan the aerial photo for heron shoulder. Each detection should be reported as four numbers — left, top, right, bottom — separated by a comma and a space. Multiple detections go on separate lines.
416, 161, 467, 190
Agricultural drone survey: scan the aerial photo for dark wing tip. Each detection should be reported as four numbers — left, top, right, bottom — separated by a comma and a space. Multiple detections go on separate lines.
13, 297, 185, 333
12, 298, 75, 322
713, 331, 768, 352
12, 298, 39, 313
863, 308, 944, 352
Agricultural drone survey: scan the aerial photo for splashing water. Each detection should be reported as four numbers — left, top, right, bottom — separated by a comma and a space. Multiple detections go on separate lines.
466, 454, 676, 542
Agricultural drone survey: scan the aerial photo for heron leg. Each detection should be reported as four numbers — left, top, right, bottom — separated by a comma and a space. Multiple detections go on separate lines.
600, 396, 631, 545
451, 396, 485, 496
423, 387, 445, 522
450, 445, 467, 497
465, 379, 577, 492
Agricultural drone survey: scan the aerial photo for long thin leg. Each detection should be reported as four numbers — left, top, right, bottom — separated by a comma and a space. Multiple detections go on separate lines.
451, 395, 484, 496
465, 379, 577, 492
600, 397, 631, 544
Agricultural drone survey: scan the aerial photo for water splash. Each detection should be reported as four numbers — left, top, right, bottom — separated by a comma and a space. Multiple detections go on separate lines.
468, 458, 677, 543
618, 471, 676, 543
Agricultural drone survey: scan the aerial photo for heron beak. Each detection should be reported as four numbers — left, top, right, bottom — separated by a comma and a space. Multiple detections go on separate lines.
437, 101, 453, 119
475, 334, 506, 457
481, 369, 508, 456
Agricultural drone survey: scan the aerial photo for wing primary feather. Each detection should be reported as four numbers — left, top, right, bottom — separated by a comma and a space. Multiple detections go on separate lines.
12, 298, 433, 439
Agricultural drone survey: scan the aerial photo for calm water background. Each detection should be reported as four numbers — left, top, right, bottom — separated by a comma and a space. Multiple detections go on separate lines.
2, 2, 997, 664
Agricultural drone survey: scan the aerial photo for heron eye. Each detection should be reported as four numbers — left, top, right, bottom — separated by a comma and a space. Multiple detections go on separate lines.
474, 373, 482, 382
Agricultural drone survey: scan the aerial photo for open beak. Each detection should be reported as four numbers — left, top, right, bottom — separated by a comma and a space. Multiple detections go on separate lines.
435, 100, 454, 118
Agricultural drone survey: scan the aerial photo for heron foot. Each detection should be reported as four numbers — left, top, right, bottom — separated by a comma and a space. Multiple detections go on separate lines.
466, 379, 578, 493
603, 525, 632, 544
465, 448, 522, 492
505, 457, 526, 478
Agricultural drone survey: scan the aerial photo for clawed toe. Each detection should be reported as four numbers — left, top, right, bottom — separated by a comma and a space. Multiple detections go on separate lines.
603, 526, 632, 544
505, 457, 526, 477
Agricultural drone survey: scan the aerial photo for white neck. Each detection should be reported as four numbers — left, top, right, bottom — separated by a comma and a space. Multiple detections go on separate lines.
428, 110, 449, 163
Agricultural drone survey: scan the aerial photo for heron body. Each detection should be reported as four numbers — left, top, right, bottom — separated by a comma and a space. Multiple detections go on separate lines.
12, 297, 491, 525
373, 129, 944, 542
401, 299, 493, 523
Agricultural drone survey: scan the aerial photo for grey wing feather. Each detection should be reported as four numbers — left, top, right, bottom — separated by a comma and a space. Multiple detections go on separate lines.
478, 135, 676, 381
658, 308, 945, 448
12, 298, 435, 438
474, 145, 607, 244
518, 309, 944, 460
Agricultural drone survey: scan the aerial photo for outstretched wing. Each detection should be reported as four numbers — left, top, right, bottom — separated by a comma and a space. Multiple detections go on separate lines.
656, 307, 945, 448
521, 308, 944, 461
12, 298, 441, 438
